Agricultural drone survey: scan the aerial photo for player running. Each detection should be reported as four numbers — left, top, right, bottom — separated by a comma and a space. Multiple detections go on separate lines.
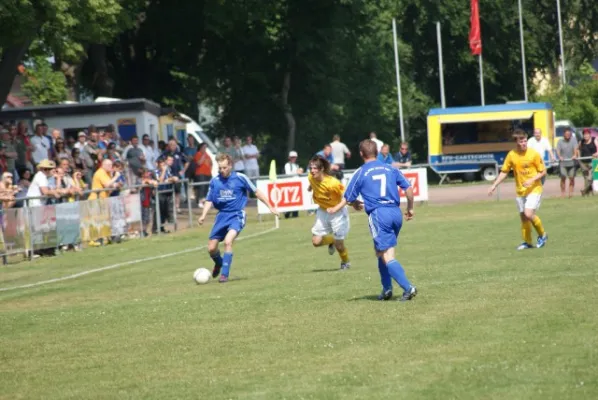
307, 155, 351, 270
327, 140, 417, 301
198, 153, 279, 282
488, 129, 548, 250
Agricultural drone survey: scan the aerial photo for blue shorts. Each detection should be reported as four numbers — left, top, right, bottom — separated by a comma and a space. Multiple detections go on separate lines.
367, 207, 403, 252
209, 211, 246, 241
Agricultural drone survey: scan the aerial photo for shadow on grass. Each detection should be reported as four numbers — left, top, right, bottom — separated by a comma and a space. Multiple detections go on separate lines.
311, 268, 340, 273
348, 294, 385, 302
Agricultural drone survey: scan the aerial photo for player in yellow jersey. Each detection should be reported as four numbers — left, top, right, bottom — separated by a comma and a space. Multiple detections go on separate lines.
307, 155, 351, 269
488, 129, 548, 250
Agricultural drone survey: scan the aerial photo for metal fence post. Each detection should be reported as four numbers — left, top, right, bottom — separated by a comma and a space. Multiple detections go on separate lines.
26, 204, 35, 261
186, 179, 193, 229
155, 187, 161, 236
495, 163, 500, 202
172, 186, 177, 232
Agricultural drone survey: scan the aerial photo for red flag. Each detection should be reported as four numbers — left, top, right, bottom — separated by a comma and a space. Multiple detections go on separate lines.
469, 0, 482, 55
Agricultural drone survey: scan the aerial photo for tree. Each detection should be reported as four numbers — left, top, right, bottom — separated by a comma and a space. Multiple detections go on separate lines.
21, 56, 68, 105
0, 0, 143, 104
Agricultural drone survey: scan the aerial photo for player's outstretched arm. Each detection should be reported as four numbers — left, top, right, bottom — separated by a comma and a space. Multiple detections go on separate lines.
255, 189, 280, 217
404, 187, 415, 220
488, 172, 509, 195
327, 198, 347, 214
198, 201, 213, 225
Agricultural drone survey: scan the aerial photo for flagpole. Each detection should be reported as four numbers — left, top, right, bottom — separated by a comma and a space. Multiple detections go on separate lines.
517, 0, 528, 102
478, 54, 485, 106
392, 18, 406, 142
436, 21, 446, 108
556, 0, 566, 87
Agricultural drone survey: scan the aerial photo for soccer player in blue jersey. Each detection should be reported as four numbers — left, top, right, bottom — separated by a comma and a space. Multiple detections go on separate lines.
198, 153, 279, 282
327, 139, 418, 301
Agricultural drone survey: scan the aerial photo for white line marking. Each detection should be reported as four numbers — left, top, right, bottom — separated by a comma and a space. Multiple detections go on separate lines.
0, 227, 279, 293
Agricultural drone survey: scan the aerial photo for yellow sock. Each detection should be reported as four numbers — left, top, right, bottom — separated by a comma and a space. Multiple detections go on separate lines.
531, 215, 545, 236
338, 248, 349, 263
521, 221, 533, 244
321, 235, 335, 246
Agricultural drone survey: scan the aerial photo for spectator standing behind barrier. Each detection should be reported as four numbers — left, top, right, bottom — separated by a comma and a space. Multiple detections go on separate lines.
393, 142, 412, 168
242, 135, 260, 182
527, 128, 555, 165
0, 128, 17, 177
556, 129, 579, 198
88, 159, 122, 201
122, 135, 145, 176
26, 159, 60, 207
330, 134, 351, 170
30, 124, 52, 166
136, 168, 158, 237
47, 165, 77, 204
15, 121, 33, 171
53, 138, 72, 165
141, 134, 157, 170
579, 128, 598, 196
369, 132, 383, 153
193, 143, 212, 208
71, 148, 88, 180
161, 139, 188, 213
74, 131, 87, 151
0, 172, 18, 209
232, 136, 246, 174
377, 144, 393, 164
83, 131, 103, 171
153, 156, 179, 234
284, 150, 304, 219
110, 161, 127, 197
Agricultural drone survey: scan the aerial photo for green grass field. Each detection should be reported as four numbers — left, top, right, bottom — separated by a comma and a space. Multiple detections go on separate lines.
1, 198, 597, 399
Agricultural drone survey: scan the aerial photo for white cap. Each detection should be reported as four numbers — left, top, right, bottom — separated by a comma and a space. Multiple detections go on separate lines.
289, 151, 298, 157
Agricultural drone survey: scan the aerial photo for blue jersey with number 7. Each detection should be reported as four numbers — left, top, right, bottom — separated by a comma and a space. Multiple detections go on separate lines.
344, 160, 411, 215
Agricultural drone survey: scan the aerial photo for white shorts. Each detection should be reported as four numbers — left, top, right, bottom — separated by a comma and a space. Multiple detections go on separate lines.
311, 207, 350, 240
515, 193, 542, 213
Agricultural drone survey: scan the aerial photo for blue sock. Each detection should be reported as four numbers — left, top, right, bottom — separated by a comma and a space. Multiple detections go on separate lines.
386, 259, 412, 292
221, 252, 233, 277
210, 251, 223, 267
378, 257, 392, 292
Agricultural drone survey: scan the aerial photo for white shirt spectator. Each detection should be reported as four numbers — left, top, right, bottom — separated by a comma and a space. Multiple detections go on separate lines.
330, 141, 350, 165
242, 144, 260, 172
527, 136, 552, 160
141, 144, 157, 170
27, 171, 49, 207
30, 135, 51, 164
285, 162, 300, 175
371, 138, 383, 153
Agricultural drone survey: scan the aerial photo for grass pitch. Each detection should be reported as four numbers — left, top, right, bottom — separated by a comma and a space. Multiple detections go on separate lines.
1, 197, 597, 399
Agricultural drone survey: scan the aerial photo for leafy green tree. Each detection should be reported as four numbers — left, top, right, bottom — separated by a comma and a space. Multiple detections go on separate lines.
21, 56, 68, 105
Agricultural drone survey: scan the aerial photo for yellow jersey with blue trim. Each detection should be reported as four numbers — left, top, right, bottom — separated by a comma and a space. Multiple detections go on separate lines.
307, 173, 345, 209
501, 148, 545, 196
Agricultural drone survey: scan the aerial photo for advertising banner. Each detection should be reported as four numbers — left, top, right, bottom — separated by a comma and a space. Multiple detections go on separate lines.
110, 196, 128, 237
30, 205, 57, 251
256, 177, 318, 215
56, 202, 81, 245
124, 194, 142, 234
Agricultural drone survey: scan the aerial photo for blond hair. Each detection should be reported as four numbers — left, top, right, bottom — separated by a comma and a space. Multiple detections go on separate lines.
216, 153, 233, 166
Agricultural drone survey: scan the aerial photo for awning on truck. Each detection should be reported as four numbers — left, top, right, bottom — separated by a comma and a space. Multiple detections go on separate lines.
437, 111, 534, 124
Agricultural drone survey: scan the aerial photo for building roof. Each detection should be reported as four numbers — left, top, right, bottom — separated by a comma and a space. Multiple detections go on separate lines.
0, 98, 163, 120
428, 102, 553, 116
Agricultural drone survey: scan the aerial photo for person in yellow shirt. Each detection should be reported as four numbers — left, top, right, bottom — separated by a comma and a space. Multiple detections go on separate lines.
88, 159, 122, 201
307, 155, 351, 269
488, 129, 548, 250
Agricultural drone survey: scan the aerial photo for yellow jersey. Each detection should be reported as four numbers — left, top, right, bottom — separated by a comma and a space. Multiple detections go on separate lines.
88, 168, 112, 200
501, 148, 545, 196
308, 173, 344, 209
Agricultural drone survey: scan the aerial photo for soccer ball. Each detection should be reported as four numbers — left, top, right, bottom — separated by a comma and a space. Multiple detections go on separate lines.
193, 268, 211, 284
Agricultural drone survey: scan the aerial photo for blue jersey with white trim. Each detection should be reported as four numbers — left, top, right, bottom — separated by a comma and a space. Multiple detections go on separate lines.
344, 160, 411, 215
207, 172, 256, 212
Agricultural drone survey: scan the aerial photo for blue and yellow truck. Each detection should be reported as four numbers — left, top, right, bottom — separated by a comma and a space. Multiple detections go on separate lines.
427, 102, 554, 182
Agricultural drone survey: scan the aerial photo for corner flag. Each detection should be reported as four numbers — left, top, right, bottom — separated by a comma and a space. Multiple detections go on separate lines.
268, 160, 280, 228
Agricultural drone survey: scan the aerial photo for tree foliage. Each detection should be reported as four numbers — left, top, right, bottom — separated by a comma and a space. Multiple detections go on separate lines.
21, 56, 68, 105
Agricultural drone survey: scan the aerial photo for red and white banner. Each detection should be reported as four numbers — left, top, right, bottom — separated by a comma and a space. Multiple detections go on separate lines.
256, 177, 318, 214
256, 167, 428, 214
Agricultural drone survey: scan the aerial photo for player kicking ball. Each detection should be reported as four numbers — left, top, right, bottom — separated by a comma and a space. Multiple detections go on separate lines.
307, 156, 351, 270
328, 140, 417, 301
488, 129, 548, 250
198, 153, 279, 282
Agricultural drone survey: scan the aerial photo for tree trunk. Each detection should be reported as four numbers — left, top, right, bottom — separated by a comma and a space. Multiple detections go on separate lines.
0, 40, 35, 106
281, 70, 296, 153
89, 44, 114, 97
